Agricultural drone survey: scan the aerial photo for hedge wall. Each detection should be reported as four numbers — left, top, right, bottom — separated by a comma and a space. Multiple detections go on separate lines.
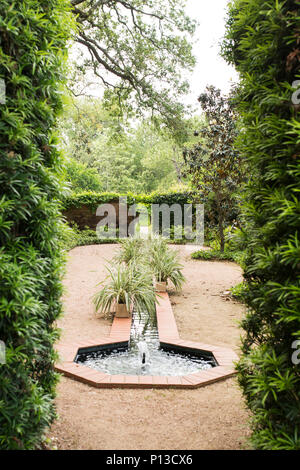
62, 190, 198, 211
62, 190, 201, 233
223, 0, 300, 450
0, 1, 73, 449
62, 190, 240, 243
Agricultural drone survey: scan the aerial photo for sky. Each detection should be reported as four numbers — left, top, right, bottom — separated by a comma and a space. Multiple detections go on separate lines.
184, 0, 239, 106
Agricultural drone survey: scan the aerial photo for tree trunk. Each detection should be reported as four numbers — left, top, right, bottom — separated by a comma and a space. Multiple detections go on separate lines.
216, 195, 225, 252
219, 217, 225, 252
172, 147, 183, 183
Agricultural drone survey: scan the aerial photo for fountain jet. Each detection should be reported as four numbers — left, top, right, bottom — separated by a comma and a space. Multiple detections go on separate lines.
137, 341, 149, 366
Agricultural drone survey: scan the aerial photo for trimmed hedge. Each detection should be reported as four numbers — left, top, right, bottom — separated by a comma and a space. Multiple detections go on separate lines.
191, 249, 238, 262
223, 0, 300, 450
0, 0, 73, 449
62, 190, 204, 239
62, 190, 198, 211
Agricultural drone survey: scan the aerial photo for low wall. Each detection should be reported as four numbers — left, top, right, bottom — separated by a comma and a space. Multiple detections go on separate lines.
63, 202, 136, 233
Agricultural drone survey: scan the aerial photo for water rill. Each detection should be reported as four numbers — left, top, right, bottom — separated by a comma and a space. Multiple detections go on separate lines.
76, 310, 216, 376
56, 292, 237, 388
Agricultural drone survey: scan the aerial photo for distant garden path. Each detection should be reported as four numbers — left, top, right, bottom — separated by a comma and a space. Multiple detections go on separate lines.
49, 244, 250, 450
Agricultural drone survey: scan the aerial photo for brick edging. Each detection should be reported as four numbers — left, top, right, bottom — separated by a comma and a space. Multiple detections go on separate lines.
55, 292, 238, 388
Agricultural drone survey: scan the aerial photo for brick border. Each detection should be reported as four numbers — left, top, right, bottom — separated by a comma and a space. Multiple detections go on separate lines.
55, 293, 238, 388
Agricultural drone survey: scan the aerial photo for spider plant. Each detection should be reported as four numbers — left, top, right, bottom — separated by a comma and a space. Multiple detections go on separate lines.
114, 236, 145, 265
149, 248, 185, 291
93, 262, 156, 317
146, 234, 168, 256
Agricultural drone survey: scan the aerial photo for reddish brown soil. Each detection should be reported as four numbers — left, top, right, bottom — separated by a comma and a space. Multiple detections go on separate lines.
48, 244, 251, 450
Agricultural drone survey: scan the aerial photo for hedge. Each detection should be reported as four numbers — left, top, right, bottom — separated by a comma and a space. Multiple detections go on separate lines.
223, 0, 300, 450
0, 1, 73, 449
62, 190, 198, 211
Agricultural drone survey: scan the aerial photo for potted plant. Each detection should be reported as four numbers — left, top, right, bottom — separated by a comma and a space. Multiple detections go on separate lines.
114, 236, 145, 265
93, 262, 156, 318
149, 247, 185, 292
147, 234, 168, 256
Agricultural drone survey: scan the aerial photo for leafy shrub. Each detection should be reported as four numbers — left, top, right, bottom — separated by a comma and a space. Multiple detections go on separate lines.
191, 248, 245, 265
60, 224, 119, 251
0, 0, 73, 449
64, 159, 103, 193
230, 282, 248, 301
59, 223, 80, 251
191, 249, 236, 262
223, 0, 300, 450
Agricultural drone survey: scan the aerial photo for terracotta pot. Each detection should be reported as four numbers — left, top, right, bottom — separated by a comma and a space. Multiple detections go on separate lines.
155, 281, 167, 292
115, 303, 131, 318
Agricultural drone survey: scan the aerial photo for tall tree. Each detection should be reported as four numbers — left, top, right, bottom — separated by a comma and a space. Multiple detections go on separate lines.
222, 0, 300, 450
69, 0, 196, 132
183, 86, 245, 251
60, 98, 184, 193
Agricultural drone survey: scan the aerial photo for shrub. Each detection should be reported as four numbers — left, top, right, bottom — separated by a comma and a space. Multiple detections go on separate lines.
191, 250, 236, 262
230, 281, 248, 301
0, 0, 73, 449
60, 224, 119, 251
222, 0, 300, 449
191, 246, 246, 265
64, 159, 103, 193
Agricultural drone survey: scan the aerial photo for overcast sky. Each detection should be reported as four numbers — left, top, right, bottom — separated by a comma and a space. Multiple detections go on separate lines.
184, 0, 239, 107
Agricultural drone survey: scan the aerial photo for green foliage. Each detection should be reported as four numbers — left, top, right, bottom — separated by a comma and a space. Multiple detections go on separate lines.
64, 159, 103, 193
222, 0, 300, 450
59, 224, 118, 251
147, 234, 168, 256
230, 281, 248, 301
70, 0, 196, 133
0, 0, 73, 449
191, 249, 237, 262
59, 222, 80, 251
114, 237, 145, 265
62, 190, 197, 212
59, 98, 194, 194
183, 86, 246, 251
93, 262, 156, 317
148, 237, 185, 290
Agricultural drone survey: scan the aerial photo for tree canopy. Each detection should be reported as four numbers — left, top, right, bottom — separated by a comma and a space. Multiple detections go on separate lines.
69, 0, 196, 132
60, 97, 201, 193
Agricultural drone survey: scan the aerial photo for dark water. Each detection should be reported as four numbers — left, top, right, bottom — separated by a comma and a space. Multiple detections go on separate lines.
76, 311, 216, 376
